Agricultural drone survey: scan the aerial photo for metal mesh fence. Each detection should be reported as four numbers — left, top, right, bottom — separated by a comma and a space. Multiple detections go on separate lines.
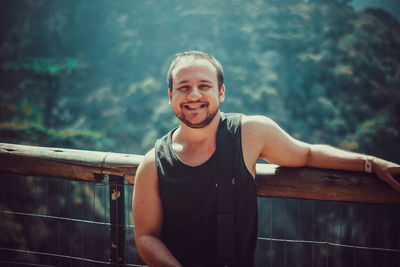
0, 173, 144, 266
1, 173, 399, 266
256, 198, 400, 266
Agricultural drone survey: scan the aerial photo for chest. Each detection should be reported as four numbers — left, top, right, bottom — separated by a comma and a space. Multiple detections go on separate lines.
172, 142, 216, 167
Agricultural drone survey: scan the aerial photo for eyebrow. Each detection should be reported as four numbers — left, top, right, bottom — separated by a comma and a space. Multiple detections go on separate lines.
176, 79, 213, 86
177, 80, 189, 85
199, 80, 212, 84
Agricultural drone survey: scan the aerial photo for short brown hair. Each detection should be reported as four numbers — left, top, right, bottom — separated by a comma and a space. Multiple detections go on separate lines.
167, 51, 224, 90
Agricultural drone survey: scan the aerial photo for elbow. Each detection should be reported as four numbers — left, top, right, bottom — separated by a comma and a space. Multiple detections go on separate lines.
135, 230, 161, 246
134, 228, 162, 250
135, 233, 159, 258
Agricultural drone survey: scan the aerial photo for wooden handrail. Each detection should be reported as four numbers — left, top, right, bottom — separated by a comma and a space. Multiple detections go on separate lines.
1, 142, 399, 205
0, 142, 142, 184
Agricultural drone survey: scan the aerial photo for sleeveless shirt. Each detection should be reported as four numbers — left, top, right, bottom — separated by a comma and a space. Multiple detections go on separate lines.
155, 113, 258, 267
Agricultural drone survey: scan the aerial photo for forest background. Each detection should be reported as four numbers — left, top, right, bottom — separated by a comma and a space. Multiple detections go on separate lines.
1, 0, 399, 266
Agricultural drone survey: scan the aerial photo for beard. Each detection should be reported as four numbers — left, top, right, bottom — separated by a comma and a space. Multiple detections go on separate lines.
173, 102, 219, 129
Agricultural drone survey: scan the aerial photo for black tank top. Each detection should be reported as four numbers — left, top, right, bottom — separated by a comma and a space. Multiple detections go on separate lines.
155, 113, 257, 267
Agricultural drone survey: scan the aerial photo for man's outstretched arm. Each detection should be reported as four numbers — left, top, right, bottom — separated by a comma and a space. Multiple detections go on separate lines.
304, 144, 400, 192
243, 115, 400, 192
132, 149, 182, 267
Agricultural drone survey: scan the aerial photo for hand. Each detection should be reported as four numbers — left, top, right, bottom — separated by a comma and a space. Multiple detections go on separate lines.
373, 158, 400, 192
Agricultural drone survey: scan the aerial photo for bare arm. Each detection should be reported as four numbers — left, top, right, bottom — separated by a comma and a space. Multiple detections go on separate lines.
242, 115, 400, 192
132, 149, 182, 267
306, 145, 400, 192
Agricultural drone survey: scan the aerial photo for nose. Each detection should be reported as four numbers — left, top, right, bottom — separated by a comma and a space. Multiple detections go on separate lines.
187, 86, 202, 100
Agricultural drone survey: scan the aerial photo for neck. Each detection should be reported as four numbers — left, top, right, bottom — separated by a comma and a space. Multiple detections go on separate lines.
173, 112, 221, 145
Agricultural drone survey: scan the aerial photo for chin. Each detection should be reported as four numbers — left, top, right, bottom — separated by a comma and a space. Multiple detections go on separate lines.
184, 121, 210, 129
183, 113, 219, 129
173, 106, 220, 129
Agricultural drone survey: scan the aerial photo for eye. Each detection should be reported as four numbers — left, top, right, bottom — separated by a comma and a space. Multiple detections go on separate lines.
199, 84, 211, 90
177, 86, 190, 92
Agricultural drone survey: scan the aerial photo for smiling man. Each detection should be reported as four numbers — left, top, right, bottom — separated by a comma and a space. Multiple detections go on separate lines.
132, 51, 400, 267
168, 54, 224, 129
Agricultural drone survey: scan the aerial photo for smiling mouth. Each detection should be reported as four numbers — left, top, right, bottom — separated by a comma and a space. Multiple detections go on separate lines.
183, 103, 207, 110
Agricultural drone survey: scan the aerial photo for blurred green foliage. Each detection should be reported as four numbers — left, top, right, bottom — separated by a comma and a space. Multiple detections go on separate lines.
1, 0, 399, 159
0, 0, 399, 265
2, 57, 87, 75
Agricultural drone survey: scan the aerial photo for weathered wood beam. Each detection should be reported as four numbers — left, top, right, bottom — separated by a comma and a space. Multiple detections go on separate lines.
1, 142, 399, 205
0, 142, 142, 184
255, 164, 400, 205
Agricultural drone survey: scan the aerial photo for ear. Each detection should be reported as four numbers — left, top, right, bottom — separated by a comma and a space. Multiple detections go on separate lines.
219, 84, 225, 103
168, 88, 172, 104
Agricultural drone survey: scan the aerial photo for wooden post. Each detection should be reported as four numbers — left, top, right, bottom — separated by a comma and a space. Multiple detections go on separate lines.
109, 175, 125, 266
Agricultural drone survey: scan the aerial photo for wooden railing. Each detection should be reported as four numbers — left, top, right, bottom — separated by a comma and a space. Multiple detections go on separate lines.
1, 142, 399, 205
1, 142, 400, 266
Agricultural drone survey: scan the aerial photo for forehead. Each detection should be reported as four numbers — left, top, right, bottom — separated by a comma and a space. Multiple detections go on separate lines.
172, 58, 217, 83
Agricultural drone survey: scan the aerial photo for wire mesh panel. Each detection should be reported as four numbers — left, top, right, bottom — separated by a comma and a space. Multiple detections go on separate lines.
256, 197, 400, 267
0, 172, 145, 266
1, 171, 400, 266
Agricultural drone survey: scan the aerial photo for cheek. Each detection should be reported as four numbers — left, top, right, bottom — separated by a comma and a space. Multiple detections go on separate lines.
169, 94, 181, 106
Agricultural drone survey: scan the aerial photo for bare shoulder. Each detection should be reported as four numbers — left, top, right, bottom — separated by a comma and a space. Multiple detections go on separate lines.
134, 148, 157, 186
240, 115, 279, 175
140, 148, 156, 168
133, 147, 163, 240
242, 114, 310, 166
241, 114, 281, 153
242, 114, 280, 139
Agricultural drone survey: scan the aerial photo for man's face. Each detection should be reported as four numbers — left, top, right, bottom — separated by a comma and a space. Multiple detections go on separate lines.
169, 59, 225, 129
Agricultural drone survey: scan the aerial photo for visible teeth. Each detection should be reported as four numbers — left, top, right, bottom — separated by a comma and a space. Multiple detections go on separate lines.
185, 104, 205, 109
